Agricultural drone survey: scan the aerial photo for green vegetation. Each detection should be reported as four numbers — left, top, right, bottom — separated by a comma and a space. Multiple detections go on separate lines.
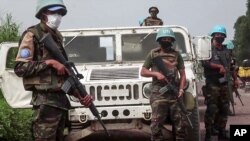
0, 91, 33, 141
0, 1, 250, 140
234, 0, 250, 64
6, 47, 19, 69
0, 14, 33, 141
0, 14, 19, 43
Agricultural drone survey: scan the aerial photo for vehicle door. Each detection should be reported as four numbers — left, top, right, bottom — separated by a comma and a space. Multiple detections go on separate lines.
0, 42, 32, 108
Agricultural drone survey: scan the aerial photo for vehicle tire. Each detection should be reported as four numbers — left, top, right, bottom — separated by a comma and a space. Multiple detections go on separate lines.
185, 96, 200, 141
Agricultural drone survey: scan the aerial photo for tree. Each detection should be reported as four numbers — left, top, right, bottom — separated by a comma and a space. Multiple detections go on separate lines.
234, 0, 250, 64
0, 13, 33, 141
0, 14, 19, 43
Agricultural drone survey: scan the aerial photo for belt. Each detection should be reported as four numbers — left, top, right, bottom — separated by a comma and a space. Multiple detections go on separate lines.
35, 89, 64, 94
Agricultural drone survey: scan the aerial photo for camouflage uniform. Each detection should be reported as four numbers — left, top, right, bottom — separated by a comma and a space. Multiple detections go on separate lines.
202, 45, 232, 138
144, 17, 163, 26
141, 7, 163, 26
14, 23, 70, 141
143, 47, 187, 141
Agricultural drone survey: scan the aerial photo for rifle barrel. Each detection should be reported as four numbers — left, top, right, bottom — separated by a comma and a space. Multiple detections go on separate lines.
219, 52, 236, 116
235, 89, 244, 106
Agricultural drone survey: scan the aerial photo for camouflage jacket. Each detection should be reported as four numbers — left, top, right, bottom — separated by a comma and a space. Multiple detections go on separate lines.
14, 23, 70, 109
143, 16, 163, 26
143, 47, 184, 87
202, 45, 232, 84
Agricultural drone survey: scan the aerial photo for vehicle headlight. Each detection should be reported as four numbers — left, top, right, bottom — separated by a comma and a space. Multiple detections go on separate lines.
143, 83, 152, 99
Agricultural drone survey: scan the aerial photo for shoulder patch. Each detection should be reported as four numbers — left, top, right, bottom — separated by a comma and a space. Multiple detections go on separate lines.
20, 48, 31, 58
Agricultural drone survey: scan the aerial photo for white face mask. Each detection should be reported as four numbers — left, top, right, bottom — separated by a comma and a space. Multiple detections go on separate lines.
46, 14, 62, 29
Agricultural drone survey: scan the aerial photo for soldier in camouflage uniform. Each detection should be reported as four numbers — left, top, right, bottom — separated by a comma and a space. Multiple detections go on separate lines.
141, 7, 164, 26
202, 25, 239, 141
141, 27, 187, 141
225, 40, 237, 116
14, 0, 92, 141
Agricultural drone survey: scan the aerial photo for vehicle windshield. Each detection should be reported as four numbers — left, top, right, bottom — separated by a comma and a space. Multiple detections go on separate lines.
64, 32, 188, 63
64, 36, 115, 63
122, 32, 188, 61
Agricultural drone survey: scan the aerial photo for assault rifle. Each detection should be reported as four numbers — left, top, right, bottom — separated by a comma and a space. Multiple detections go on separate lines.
234, 88, 244, 106
218, 51, 235, 115
152, 56, 193, 129
40, 33, 110, 136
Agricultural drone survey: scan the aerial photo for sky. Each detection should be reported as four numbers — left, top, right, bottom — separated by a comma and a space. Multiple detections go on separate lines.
0, 0, 247, 40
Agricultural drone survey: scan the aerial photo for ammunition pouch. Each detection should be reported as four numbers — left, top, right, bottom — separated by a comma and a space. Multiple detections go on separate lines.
183, 91, 195, 111
218, 77, 228, 84
205, 76, 227, 86
23, 69, 65, 92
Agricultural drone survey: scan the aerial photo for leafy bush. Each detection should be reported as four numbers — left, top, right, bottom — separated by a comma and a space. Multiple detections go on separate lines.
0, 14, 19, 43
6, 47, 19, 69
0, 13, 33, 141
0, 91, 33, 141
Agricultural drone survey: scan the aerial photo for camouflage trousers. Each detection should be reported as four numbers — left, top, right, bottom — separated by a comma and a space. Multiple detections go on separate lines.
150, 99, 187, 141
32, 104, 68, 141
203, 83, 229, 131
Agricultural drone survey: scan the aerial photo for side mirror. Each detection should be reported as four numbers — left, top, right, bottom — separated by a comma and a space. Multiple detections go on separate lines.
196, 36, 212, 60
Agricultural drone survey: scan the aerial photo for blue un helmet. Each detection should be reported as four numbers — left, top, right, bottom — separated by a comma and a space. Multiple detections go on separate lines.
35, 0, 67, 19
210, 25, 227, 37
156, 27, 176, 42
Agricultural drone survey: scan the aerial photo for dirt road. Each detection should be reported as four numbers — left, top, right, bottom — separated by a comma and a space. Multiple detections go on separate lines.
81, 88, 250, 141
199, 88, 250, 141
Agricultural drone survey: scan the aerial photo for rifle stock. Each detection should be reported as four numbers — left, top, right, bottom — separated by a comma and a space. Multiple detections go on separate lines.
152, 56, 193, 129
40, 33, 110, 136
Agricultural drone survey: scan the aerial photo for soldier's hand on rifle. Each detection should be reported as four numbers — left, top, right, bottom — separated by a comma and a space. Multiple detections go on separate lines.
234, 79, 239, 88
79, 95, 93, 107
72, 90, 93, 107
219, 65, 226, 74
45, 59, 68, 75
178, 89, 184, 98
155, 72, 166, 82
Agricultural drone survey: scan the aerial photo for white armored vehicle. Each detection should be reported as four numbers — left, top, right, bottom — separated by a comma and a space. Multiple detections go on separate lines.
0, 25, 211, 141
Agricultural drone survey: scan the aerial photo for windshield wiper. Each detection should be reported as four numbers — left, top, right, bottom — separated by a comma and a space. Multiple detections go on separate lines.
64, 31, 83, 48
139, 28, 157, 43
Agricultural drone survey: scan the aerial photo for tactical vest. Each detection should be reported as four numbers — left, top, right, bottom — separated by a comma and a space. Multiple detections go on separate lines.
19, 24, 68, 91
144, 17, 163, 26
150, 47, 180, 86
203, 45, 231, 83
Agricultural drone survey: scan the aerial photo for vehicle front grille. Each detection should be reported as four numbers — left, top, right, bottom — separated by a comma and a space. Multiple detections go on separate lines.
89, 83, 140, 102
90, 68, 139, 80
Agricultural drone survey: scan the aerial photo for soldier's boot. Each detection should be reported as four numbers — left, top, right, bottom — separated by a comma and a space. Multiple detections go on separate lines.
205, 129, 212, 141
218, 129, 229, 140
